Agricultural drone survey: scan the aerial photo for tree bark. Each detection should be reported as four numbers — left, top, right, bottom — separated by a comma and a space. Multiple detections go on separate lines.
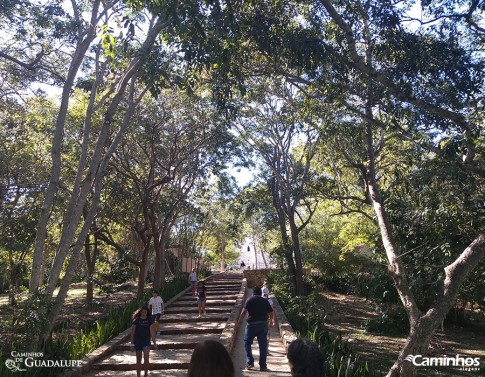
29, 0, 102, 292
269, 174, 298, 288
137, 241, 151, 298
84, 232, 99, 306
361, 115, 485, 376
8, 258, 20, 306
221, 239, 226, 271
36, 17, 167, 342
288, 213, 304, 296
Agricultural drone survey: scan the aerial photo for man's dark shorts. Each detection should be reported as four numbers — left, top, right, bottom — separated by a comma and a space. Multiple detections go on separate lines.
153, 313, 161, 322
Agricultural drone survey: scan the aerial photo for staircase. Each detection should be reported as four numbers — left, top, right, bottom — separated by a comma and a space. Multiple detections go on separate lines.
81, 272, 245, 377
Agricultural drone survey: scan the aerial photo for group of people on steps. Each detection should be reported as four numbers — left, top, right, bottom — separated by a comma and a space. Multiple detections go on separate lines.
130, 270, 326, 376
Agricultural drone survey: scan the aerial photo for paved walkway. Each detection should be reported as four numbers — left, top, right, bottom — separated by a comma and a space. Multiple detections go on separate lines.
232, 293, 292, 377
73, 272, 291, 377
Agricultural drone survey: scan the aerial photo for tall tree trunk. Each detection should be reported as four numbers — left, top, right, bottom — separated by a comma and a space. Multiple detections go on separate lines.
253, 228, 268, 268
134, 221, 153, 299
38, 58, 161, 344
138, 252, 149, 298
154, 243, 162, 289
288, 215, 304, 296
362, 117, 485, 376
150, 206, 163, 289
8, 259, 20, 306
253, 243, 258, 269
84, 232, 99, 306
159, 229, 170, 284
386, 233, 485, 377
269, 175, 297, 289
30, 0, 102, 292
220, 239, 226, 271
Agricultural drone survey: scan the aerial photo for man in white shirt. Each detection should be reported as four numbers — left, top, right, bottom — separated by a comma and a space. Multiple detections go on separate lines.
148, 290, 164, 336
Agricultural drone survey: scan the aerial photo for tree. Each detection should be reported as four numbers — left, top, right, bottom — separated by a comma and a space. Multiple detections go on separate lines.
235, 80, 320, 295
239, 184, 281, 270
277, 2, 485, 374
97, 90, 234, 294
0, 96, 54, 305
1, 0, 174, 347
197, 178, 245, 270
181, 1, 484, 375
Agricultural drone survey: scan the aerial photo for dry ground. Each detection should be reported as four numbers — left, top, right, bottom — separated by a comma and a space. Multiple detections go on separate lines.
0, 282, 141, 354
319, 290, 485, 376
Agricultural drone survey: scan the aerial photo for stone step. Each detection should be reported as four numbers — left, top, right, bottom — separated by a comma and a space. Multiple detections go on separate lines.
179, 293, 238, 299
206, 276, 242, 280
169, 299, 237, 307
243, 371, 292, 376
188, 286, 241, 292
76, 273, 263, 377
201, 280, 242, 284
165, 305, 234, 315
204, 280, 242, 284
119, 333, 222, 350
159, 321, 224, 331
160, 314, 229, 323
93, 349, 192, 370
158, 327, 223, 336
85, 369, 189, 377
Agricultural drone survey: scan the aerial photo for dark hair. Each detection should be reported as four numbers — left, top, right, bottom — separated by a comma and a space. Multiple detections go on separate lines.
153, 290, 158, 294
253, 286, 262, 296
287, 338, 326, 377
132, 306, 151, 320
187, 340, 234, 377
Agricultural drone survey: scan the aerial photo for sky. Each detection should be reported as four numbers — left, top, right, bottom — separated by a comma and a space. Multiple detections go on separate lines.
230, 166, 255, 187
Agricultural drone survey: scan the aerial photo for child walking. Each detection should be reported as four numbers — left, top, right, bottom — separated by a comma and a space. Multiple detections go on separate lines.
130, 306, 158, 377
196, 280, 207, 318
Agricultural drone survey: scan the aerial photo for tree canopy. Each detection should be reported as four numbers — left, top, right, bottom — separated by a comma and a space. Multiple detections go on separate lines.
0, 1, 483, 376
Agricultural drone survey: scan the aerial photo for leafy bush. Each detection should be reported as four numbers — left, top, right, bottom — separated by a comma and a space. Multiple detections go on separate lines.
268, 271, 381, 377
361, 305, 409, 336
197, 266, 212, 279
154, 274, 190, 300
8, 275, 189, 377
10, 287, 53, 352
317, 267, 399, 304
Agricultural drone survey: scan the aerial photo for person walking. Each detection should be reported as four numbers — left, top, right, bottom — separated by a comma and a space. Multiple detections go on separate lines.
196, 280, 207, 318
236, 286, 274, 372
148, 290, 164, 336
189, 268, 198, 296
130, 306, 158, 377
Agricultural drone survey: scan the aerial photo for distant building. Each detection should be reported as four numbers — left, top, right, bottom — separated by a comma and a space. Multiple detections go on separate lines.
169, 245, 200, 273
146, 244, 203, 279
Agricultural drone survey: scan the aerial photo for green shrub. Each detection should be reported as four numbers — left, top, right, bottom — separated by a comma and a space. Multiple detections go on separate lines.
317, 268, 399, 304
17, 274, 190, 377
361, 305, 409, 336
198, 266, 212, 279
268, 271, 381, 377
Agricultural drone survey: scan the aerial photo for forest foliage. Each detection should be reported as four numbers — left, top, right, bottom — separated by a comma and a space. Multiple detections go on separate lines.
0, 0, 483, 376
